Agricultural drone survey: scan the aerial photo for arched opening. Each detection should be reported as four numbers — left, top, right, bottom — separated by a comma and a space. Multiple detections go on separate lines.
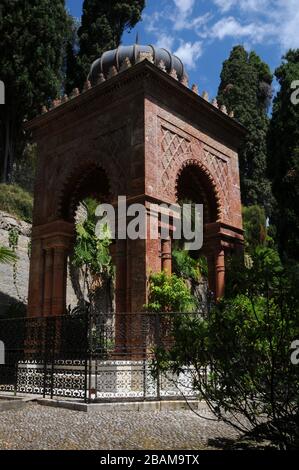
173, 162, 222, 306
60, 164, 115, 317
58, 164, 122, 359
60, 164, 111, 223
176, 163, 220, 223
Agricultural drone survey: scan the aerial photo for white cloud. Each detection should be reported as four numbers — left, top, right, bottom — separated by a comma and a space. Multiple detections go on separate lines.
213, 0, 270, 13
209, 16, 275, 43
212, 0, 236, 12
174, 41, 203, 69
279, 12, 299, 50
143, 12, 164, 34
173, 0, 195, 15
171, 0, 211, 31
204, 0, 299, 51
143, 0, 299, 74
270, 0, 299, 50
174, 12, 211, 32
155, 34, 175, 51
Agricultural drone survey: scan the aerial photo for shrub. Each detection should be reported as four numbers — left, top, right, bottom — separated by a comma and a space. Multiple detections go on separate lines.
0, 184, 33, 222
155, 247, 299, 449
172, 249, 208, 281
145, 271, 196, 313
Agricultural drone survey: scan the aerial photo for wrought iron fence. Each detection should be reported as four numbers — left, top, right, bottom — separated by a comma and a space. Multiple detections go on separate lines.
0, 312, 202, 402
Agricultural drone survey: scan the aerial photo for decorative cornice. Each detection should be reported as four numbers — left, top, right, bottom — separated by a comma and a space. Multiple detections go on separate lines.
24, 60, 246, 142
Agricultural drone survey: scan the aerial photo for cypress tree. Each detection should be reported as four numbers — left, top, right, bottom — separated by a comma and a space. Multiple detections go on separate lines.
69, 0, 145, 90
0, 0, 70, 183
268, 50, 299, 260
217, 46, 273, 214
64, 16, 81, 96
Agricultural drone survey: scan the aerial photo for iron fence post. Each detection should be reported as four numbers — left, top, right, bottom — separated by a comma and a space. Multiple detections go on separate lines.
50, 317, 56, 400
155, 313, 161, 400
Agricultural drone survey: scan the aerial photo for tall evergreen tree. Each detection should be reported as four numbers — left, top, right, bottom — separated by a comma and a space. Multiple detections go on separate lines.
67, 0, 145, 90
64, 16, 81, 96
0, 0, 70, 183
268, 50, 299, 260
217, 46, 273, 214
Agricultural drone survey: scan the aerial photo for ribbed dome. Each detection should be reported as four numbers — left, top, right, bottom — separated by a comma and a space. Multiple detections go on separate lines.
89, 44, 186, 85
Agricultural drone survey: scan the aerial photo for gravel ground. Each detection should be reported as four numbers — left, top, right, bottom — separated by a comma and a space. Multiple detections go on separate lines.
0, 403, 241, 450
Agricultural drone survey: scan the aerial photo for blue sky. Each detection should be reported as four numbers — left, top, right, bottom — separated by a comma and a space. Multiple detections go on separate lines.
66, 0, 299, 99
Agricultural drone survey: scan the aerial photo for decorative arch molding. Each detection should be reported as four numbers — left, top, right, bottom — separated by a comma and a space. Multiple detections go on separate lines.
191, 138, 230, 221
160, 124, 229, 222
52, 124, 129, 220
175, 158, 223, 222
55, 159, 114, 222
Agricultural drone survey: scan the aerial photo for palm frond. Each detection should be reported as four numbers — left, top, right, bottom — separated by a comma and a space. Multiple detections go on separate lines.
0, 246, 18, 265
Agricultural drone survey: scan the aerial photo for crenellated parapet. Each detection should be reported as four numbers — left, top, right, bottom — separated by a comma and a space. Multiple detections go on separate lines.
40, 49, 236, 120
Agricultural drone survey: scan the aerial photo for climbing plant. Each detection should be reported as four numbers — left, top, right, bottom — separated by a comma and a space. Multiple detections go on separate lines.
72, 198, 115, 315
8, 227, 22, 301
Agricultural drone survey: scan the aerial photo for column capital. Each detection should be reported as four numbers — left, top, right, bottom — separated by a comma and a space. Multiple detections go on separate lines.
42, 235, 72, 251
32, 219, 74, 241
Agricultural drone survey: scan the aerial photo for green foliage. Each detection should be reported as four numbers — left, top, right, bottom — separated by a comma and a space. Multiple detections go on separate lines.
8, 227, 23, 301
172, 250, 200, 282
73, 198, 113, 277
72, 198, 115, 316
11, 144, 37, 193
0, 184, 33, 222
0, 245, 18, 265
67, 0, 145, 90
268, 50, 299, 260
172, 249, 208, 282
217, 46, 273, 213
0, 0, 71, 182
64, 16, 81, 95
242, 205, 275, 252
225, 246, 283, 298
155, 247, 299, 449
145, 271, 196, 313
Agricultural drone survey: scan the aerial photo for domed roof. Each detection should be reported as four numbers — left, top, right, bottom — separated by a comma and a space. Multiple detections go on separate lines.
89, 44, 186, 85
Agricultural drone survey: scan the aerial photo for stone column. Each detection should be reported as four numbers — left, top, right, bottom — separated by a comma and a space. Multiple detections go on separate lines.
115, 239, 127, 314
207, 253, 216, 295
27, 238, 44, 318
161, 237, 172, 274
43, 248, 53, 316
28, 220, 74, 318
115, 239, 127, 356
215, 249, 225, 299
52, 246, 68, 316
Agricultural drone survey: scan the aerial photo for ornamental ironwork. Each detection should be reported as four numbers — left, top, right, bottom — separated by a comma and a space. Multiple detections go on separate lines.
0, 312, 204, 402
